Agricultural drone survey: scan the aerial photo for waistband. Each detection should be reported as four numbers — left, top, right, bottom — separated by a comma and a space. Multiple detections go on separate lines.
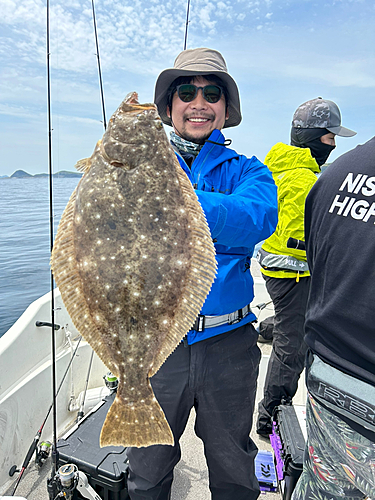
192, 304, 254, 332
307, 352, 375, 434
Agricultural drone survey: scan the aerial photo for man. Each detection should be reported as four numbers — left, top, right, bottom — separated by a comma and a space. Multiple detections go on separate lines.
292, 136, 375, 500
256, 98, 356, 436
126, 47, 278, 500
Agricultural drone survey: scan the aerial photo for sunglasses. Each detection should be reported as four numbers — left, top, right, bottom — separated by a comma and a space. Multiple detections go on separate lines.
176, 84, 224, 104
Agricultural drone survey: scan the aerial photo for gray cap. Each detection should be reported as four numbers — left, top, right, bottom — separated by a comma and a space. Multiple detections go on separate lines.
292, 97, 356, 137
154, 47, 241, 128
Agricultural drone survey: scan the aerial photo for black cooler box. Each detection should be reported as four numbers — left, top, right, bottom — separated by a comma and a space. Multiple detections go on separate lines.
270, 404, 306, 500
57, 393, 129, 500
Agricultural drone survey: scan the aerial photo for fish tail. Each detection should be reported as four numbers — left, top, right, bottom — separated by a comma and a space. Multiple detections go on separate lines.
100, 392, 174, 448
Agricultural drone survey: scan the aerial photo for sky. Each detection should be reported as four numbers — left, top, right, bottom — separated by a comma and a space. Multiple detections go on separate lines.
1, 0, 375, 177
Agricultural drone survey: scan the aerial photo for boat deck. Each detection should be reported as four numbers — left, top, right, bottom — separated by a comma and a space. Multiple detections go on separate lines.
3, 343, 281, 500
2, 261, 300, 500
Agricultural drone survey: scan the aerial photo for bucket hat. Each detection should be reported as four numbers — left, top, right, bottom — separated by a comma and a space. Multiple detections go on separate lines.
292, 97, 356, 137
154, 47, 241, 128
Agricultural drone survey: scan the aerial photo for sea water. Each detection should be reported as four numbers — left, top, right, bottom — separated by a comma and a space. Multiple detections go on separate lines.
0, 177, 80, 337
0, 177, 264, 338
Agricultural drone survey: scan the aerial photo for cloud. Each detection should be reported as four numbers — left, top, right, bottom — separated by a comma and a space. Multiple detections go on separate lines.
1, 0, 284, 78
0, 103, 40, 120
1, 0, 375, 175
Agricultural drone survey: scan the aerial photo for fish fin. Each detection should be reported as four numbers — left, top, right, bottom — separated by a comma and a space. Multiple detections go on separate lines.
74, 158, 91, 173
50, 187, 114, 370
123, 91, 139, 105
100, 390, 174, 448
149, 156, 217, 377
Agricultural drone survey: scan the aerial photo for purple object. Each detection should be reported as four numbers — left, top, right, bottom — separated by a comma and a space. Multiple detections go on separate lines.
255, 450, 278, 492
270, 420, 284, 481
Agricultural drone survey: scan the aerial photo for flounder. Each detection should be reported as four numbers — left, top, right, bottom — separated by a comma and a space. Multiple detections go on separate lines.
51, 92, 217, 448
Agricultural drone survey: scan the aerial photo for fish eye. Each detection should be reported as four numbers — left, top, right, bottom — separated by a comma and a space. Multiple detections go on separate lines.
155, 119, 163, 130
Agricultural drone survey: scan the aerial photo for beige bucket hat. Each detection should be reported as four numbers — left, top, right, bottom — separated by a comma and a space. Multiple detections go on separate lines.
154, 47, 242, 128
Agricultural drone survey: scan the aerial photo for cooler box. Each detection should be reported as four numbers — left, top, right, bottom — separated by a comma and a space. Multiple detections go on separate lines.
57, 393, 129, 500
270, 404, 306, 500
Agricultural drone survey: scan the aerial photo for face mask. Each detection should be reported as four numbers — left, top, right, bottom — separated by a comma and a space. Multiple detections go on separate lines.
290, 127, 335, 166
305, 138, 336, 167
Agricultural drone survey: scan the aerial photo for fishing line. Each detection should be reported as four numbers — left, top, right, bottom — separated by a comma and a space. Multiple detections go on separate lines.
91, 0, 107, 130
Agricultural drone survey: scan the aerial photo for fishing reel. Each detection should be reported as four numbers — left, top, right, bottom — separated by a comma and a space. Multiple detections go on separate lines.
52, 464, 101, 500
54, 464, 78, 499
103, 372, 118, 392
35, 440, 52, 467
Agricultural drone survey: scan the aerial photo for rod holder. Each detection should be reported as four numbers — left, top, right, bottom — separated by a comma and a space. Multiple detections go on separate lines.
36, 321, 61, 330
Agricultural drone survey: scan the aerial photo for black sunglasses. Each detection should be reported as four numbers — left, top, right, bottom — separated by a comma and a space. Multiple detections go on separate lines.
176, 84, 223, 104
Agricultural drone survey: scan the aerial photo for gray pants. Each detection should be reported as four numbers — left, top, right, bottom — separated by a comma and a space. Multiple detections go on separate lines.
292, 392, 375, 500
257, 275, 310, 434
127, 323, 261, 500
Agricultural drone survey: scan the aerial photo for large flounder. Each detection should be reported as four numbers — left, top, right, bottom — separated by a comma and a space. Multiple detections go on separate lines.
51, 92, 217, 448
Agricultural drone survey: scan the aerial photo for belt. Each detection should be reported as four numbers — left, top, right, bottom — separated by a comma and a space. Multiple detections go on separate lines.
192, 304, 253, 332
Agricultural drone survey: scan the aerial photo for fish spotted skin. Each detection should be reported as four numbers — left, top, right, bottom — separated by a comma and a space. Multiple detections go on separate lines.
51, 92, 217, 448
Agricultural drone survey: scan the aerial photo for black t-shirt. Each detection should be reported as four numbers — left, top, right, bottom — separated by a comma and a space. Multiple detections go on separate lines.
304, 136, 375, 439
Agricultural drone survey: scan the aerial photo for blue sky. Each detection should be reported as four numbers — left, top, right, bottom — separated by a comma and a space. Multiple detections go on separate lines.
1, 0, 375, 176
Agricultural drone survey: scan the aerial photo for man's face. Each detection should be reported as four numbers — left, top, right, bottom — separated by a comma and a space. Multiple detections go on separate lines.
320, 132, 336, 146
167, 76, 229, 144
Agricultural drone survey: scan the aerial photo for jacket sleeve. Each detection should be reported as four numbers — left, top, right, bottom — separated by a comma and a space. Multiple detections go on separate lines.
196, 156, 278, 248
277, 169, 317, 254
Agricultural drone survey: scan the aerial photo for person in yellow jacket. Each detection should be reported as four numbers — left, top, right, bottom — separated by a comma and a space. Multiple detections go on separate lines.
256, 97, 356, 436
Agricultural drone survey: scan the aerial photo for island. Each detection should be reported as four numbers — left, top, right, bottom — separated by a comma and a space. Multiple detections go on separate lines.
0, 170, 83, 179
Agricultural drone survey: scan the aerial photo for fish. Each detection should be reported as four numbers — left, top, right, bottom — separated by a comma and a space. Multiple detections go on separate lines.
51, 92, 217, 448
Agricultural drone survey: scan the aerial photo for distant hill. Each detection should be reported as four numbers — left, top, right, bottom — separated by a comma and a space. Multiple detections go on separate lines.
1, 170, 82, 179
11, 170, 33, 178
54, 170, 83, 178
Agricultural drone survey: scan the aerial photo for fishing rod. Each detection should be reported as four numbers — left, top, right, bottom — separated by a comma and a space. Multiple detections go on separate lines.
68, 0, 108, 422
9, 0, 62, 494
91, 0, 107, 130
254, 299, 273, 314
76, 350, 94, 422
10, 336, 83, 495
45, 0, 61, 492
183, 0, 191, 50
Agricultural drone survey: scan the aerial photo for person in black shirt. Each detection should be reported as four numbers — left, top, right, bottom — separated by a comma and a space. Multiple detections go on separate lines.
292, 136, 375, 500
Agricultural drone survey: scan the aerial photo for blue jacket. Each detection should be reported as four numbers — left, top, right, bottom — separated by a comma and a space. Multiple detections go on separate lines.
175, 129, 278, 344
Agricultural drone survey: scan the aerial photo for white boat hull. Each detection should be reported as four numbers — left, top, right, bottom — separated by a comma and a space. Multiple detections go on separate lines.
0, 290, 107, 494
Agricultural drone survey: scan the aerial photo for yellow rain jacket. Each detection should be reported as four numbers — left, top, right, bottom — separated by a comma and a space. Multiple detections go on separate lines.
259, 142, 320, 279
